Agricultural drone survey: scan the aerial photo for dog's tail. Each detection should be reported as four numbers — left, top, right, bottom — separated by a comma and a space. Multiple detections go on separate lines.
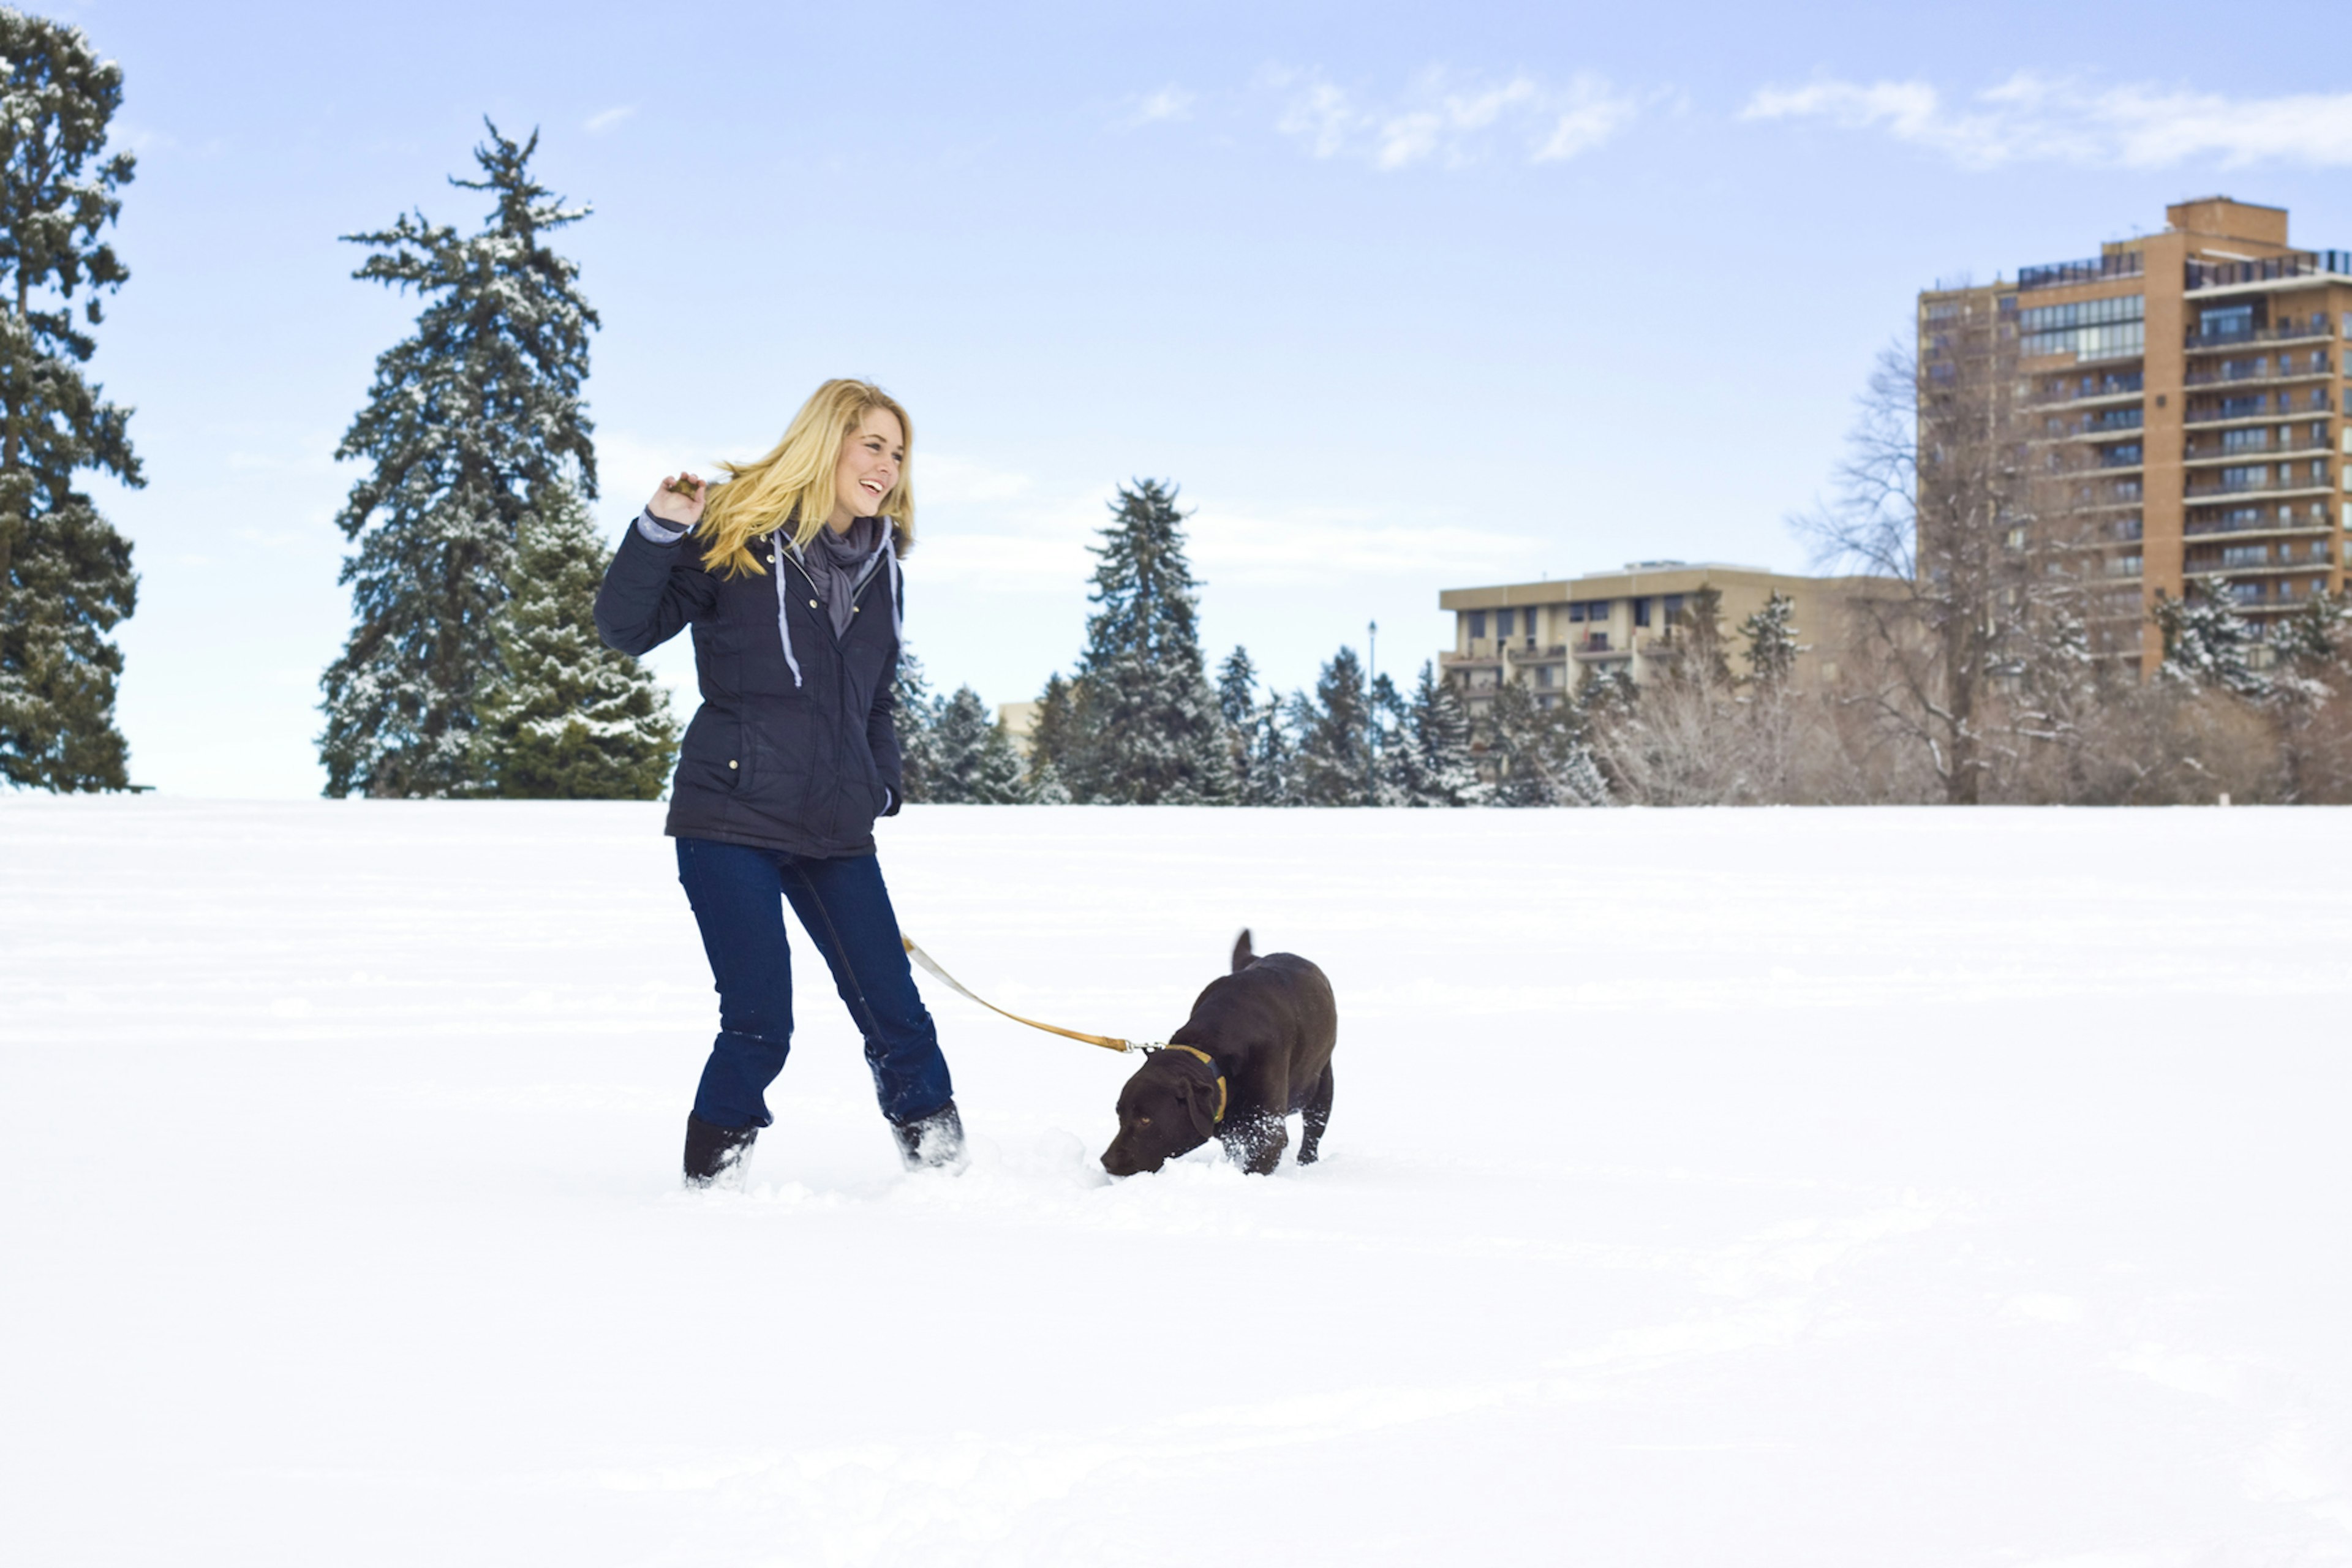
1232, 929, 1254, 973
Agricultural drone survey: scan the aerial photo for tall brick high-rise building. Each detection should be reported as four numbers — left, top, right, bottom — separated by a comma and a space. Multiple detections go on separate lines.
1922, 198, 2351, 671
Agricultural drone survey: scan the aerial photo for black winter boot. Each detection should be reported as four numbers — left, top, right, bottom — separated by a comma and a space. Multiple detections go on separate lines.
890, 1101, 967, 1173
684, 1114, 759, 1189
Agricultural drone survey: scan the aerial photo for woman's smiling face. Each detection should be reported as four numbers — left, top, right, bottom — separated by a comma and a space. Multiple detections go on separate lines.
829, 406, 905, 529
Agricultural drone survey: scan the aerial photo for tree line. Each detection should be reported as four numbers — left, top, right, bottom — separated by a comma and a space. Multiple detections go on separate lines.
893, 477, 1600, 809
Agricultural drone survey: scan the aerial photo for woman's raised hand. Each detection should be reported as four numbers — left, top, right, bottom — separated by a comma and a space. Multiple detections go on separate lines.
648, 472, 707, 527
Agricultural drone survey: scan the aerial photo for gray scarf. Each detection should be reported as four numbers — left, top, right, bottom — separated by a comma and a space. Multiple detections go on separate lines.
795, 514, 886, 637
768, 515, 897, 690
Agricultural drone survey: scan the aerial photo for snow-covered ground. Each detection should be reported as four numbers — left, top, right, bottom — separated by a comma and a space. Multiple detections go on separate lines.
4, 799, 2350, 1566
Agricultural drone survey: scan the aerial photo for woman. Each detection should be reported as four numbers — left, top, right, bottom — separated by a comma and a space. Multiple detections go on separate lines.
594, 378, 962, 1186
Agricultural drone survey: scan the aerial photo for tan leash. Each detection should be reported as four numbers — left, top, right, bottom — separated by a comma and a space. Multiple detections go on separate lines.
901, 935, 1161, 1054
900, 935, 1227, 1123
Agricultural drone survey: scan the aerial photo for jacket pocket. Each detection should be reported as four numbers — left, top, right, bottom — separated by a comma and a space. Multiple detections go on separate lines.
679, 711, 747, 793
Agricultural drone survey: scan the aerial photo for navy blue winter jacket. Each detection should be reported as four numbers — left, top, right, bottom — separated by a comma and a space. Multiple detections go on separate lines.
594, 519, 904, 858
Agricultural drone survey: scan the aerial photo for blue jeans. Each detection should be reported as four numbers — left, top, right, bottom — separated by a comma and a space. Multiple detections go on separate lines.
674, 837, 952, 1131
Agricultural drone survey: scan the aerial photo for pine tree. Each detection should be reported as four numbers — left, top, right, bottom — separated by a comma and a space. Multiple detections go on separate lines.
1740, 590, 1802, 688
1024, 758, 1074, 805
472, 486, 678, 797
1215, 645, 1260, 799
892, 647, 943, 802
318, 123, 600, 797
1069, 479, 1234, 804
1025, 671, 1086, 799
0, 15, 140, 791
1385, 661, 1482, 806
1486, 681, 1608, 807
2156, 578, 2267, 698
1368, 671, 1407, 806
929, 685, 1026, 804
1297, 645, 1373, 806
2270, 589, 2350, 680
1673, 585, 1733, 687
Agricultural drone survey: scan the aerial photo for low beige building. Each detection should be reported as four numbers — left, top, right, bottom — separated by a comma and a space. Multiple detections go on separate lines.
997, 701, 1041, 756
1439, 562, 1893, 714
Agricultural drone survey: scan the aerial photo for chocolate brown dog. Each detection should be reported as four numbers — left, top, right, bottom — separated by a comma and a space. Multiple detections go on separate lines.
1100, 930, 1336, 1177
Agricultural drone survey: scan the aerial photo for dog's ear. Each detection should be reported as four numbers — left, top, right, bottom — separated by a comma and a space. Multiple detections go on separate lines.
1232, 929, 1254, 973
1181, 1076, 1218, 1140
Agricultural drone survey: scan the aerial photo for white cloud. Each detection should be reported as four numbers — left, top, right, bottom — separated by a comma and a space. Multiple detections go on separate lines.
917, 452, 1034, 507
584, 104, 638, 135
902, 468, 1532, 594
1742, 73, 2352, 170
1272, 67, 1641, 172
1121, 85, 1195, 128
1186, 505, 1528, 586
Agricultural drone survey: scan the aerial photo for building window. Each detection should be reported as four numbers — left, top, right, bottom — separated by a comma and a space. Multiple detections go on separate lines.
2020, 292, 2146, 360
1467, 611, 1486, 639
2222, 427, 2269, 453
1662, 594, 1686, 624
2199, 303, 2254, 341
1536, 665, 1553, 687
2220, 545, 2269, 568
2220, 464, 2270, 491
1566, 602, 1585, 623
1632, 598, 1651, 628
1495, 608, 1513, 638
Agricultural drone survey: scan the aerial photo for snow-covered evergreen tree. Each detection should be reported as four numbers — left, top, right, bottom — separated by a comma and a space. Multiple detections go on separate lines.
1486, 681, 1609, 807
1068, 479, 1234, 804
1368, 671, 1408, 806
1297, 646, 1373, 806
2269, 588, 2350, 680
318, 123, 600, 797
1025, 671, 1087, 800
1739, 591, 1802, 688
0, 15, 140, 791
471, 486, 678, 797
2156, 578, 2267, 698
1023, 758, 1074, 805
929, 686, 1026, 804
1673, 585, 1733, 687
892, 648, 943, 802
1384, 661, 1482, 806
1216, 645, 1261, 799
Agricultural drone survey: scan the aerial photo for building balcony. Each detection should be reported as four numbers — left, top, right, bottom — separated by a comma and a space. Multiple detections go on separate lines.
2027, 371, 2146, 407
2183, 472, 2332, 500
1570, 635, 1619, 659
2182, 435, 2334, 465
2184, 513, 2334, 538
2184, 359, 2332, 388
2184, 322, 2339, 352
2041, 420, 2147, 444
2185, 249, 2352, 292
2185, 392, 2333, 426
2185, 549, 2333, 576
2181, 573, 2340, 612
2019, 251, 2146, 291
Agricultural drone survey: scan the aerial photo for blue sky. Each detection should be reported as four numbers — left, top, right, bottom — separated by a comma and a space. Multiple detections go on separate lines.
49, 0, 2352, 794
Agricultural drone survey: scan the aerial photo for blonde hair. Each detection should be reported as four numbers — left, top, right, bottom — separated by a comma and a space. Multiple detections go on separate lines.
696, 379, 915, 577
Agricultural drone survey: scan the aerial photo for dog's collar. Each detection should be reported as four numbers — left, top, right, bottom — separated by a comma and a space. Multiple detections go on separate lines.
1162, 1044, 1228, 1124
